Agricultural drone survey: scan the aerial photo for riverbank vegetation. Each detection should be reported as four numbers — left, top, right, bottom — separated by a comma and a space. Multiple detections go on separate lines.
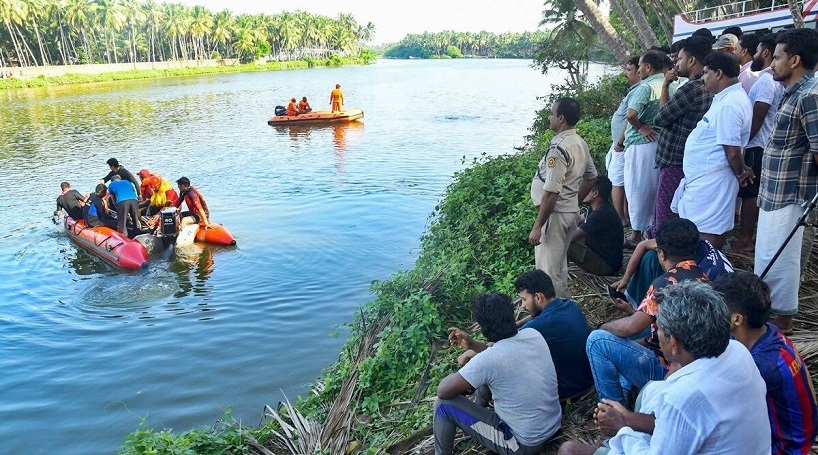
383, 31, 548, 59
0, 0, 374, 67
0, 54, 374, 89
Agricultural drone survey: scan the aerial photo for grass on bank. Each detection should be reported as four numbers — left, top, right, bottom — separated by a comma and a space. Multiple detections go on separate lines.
0, 55, 373, 90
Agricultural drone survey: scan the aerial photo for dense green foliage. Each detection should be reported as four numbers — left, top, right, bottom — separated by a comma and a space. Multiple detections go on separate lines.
120, 75, 617, 454
0, 0, 375, 67
383, 31, 547, 59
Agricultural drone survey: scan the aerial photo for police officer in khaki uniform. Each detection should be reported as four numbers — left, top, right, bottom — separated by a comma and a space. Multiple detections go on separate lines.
529, 98, 598, 298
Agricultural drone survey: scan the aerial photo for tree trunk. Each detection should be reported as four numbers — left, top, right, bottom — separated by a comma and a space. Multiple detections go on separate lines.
788, 0, 805, 28
622, 0, 660, 48
575, 0, 630, 63
646, 0, 674, 44
4, 18, 25, 66
15, 24, 37, 66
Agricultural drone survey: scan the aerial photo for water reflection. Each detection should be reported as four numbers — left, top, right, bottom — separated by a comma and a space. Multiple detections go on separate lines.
272, 122, 364, 173
170, 243, 215, 299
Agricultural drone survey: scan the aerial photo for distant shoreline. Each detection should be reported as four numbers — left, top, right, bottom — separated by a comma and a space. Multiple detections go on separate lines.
0, 57, 369, 90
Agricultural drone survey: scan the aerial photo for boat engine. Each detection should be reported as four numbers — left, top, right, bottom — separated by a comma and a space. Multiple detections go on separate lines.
275, 105, 287, 116
158, 207, 179, 247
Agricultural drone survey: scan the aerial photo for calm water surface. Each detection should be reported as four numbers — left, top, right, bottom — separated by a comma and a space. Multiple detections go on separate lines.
0, 59, 611, 454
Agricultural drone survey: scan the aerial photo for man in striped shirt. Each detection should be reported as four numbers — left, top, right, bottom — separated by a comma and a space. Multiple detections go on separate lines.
714, 272, 817, 455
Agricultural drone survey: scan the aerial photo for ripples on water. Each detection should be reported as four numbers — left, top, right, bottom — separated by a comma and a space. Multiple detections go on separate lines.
0, 59, 613, 454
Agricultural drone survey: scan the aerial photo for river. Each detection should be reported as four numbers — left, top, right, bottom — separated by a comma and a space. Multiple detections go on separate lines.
0, 59, 612, 454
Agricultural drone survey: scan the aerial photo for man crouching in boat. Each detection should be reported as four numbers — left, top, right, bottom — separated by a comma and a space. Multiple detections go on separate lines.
174, 177, 212, 229
83, 184, 118, 229
54, 181, 86, 221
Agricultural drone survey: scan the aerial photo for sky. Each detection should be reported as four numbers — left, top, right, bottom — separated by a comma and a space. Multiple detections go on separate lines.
174, 0, 547, 45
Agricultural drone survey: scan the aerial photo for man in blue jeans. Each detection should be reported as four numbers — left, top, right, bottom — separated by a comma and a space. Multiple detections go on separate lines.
585, 218, 708, 406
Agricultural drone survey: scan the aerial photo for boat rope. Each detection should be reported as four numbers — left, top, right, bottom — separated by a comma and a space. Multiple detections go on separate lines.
95, 235, 112, 247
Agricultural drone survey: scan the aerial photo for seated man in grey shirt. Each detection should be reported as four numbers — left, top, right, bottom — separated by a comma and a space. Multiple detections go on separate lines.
435, 292, 561, 455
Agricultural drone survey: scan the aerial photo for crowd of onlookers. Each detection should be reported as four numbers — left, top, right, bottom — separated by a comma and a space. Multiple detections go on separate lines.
432, 25, 818, 455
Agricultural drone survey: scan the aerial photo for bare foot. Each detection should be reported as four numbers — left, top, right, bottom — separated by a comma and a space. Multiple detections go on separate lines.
728, 239, 755, 252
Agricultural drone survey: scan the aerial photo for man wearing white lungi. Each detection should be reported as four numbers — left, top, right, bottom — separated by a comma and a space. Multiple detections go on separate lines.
675, 52, 752, 249
622, 50, 666, 247
754, 29, 818, 335
530, 98, 598, 299
608, 57, 642, 227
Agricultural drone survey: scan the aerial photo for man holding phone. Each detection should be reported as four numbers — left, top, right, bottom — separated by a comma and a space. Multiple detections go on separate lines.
586, 218, 709, 406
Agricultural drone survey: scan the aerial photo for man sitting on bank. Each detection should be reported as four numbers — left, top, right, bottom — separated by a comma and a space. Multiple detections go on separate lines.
451, 270, 593, 400
436, 292, 561, 455
568, 175, 624, 276
586, 218, 709, 406
713, 272, 818, 454
560, 281, 771, 454
610, 220, 732, 310
515, 269, 595, 399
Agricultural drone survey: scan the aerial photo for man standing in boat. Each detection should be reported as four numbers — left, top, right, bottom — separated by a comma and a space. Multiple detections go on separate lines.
108, 175, 142, 236
330, 84, 344, 112
101, 158, 141, 197
174, 177, 212, 229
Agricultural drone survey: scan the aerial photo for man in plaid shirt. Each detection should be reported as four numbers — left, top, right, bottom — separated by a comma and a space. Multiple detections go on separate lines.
754, 28, 818, 335
650, 37, 714, 238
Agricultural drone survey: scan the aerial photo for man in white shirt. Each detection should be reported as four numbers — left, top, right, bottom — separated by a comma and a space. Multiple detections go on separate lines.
672, 51, 752, 249
731, 33, 785, 252
558, 281, 771, 455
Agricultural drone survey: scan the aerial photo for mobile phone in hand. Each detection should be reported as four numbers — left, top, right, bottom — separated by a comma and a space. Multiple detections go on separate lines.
608, 285, 628, 302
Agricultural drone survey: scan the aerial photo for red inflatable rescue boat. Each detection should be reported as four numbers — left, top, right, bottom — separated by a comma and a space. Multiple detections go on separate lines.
64, 216, 149, 270
195, 223, 236, 246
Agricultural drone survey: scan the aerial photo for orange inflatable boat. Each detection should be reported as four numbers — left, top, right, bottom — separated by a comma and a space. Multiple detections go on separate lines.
64, 216, 149, 270
195, 223, 236, 246
267, 108, 364, 126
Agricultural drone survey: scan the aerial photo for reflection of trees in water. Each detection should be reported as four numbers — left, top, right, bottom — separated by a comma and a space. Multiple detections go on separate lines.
170, 243, 214, 299
272, 122, 364, 174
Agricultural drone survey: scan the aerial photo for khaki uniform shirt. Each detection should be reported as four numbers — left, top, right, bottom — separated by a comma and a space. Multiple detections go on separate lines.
530, 129, 597, 213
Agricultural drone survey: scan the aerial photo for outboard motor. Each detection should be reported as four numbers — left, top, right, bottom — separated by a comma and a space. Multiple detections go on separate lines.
158, 207, 179, 248
274, 105, 287, 116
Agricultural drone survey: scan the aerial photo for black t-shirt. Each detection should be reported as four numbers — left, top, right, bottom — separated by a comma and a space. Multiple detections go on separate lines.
102, 167, 140, 189
579, 202, 624, 270
56, 189, 85, 220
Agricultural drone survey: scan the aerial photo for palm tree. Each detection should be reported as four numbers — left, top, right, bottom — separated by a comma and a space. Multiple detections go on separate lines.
188, 5, 212, 60
210, 9, 232, 58
619, 0, 659, 48
0, 0, 28, 66
537, 0, 598, 87
574, 0, 629, 62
